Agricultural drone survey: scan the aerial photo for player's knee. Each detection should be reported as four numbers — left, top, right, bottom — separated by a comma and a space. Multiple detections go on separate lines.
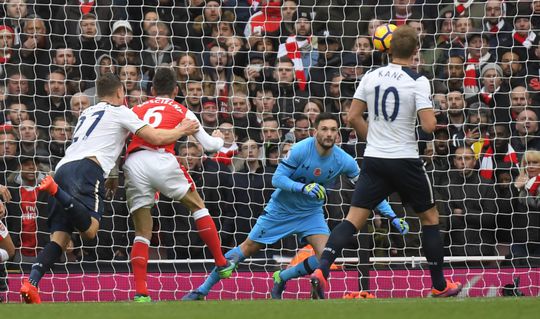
418, 206, 439, 225
80, 218, 100, 240
181, 191, 205, 212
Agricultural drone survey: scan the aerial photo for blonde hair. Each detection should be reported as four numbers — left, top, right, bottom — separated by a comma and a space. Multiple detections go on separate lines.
520, 150, 540, 175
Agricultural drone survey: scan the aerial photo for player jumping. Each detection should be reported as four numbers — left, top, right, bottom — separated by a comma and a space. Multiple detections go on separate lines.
310, 25, 463, 299
19, 73, 199, 304
123, 68, 235, 302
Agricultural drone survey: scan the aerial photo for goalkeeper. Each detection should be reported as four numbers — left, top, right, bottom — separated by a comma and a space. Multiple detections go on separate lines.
183, 113, 408, 300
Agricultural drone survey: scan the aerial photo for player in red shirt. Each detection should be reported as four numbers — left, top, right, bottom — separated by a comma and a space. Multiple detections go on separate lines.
123, 68, 235, 302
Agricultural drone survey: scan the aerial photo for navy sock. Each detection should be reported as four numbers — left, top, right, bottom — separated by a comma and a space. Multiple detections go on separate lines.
280, 255, 319, 282
319, 220, 357, 278
421, 224, 446, 291
55, 187, 93, 232
28, 241, 63, 287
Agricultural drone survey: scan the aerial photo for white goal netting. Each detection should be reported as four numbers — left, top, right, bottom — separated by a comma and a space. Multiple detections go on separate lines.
0, 0, 539, 301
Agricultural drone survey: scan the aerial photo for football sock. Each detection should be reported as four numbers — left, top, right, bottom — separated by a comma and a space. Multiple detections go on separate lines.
0, 248, 9, 262
28, 241, 63, 287
318, 220, 357, 278
197, 246, 245, 295
193, 209, 227, 267
280, 255, 319, 282
131, 236, 150, 296
421, 224, 446, 291
54, 187, 93, 232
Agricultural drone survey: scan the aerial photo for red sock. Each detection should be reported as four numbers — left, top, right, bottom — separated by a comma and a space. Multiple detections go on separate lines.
131, 238, 149, 296
194, 210, 227, 267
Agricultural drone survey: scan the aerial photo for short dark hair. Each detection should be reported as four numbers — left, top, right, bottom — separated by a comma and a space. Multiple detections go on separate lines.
152, 68, 178, 96
314, 112, 339, 128
97, 73, 123, 98
390, 25, 418, 59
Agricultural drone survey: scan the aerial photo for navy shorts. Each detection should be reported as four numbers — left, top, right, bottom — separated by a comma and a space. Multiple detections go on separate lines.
351, 157, 435, 214
47, 159, 105, 233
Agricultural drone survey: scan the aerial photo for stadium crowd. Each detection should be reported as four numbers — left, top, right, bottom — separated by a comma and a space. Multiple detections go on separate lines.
0, 0, 539, 276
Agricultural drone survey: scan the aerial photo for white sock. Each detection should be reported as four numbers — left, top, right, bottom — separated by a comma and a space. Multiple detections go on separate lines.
0, 248, 8, 262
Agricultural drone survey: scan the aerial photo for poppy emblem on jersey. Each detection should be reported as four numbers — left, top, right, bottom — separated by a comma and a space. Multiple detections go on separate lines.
313, 168, 321, 176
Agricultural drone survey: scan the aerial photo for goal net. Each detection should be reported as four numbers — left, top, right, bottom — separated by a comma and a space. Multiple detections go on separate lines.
1, 0, 539, 301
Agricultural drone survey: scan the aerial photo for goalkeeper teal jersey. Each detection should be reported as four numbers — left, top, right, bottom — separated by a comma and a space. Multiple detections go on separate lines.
267, 137, 359, 217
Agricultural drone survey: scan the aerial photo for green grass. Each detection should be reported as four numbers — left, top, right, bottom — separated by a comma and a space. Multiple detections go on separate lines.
4, 298, 540, 319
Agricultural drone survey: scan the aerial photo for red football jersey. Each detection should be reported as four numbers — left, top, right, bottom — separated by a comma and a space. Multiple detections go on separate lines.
20, 187, 38, 257
127, 97, 188, 155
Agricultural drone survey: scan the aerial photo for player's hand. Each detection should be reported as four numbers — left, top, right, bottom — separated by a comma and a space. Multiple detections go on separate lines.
211, 129, 224, 139
391, 218, 409, 235
302, 183, 326, 200
105, 177, 119, 200
0, 202, 6, 219
0, 184, 11, 202
177, 119, 200, 136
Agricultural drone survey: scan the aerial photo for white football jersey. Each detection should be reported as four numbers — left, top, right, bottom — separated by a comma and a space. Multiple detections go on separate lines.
353, 63, 432, 159
56, 102, 147, 176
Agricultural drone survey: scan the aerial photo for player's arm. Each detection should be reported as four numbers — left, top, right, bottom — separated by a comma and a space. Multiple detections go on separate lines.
272, 147, 326, 200
417, 108, 437, 134
185, 110, 224, 152
136, 119, 199, 145
416, 76, 437, 134
348, 99, 369, 141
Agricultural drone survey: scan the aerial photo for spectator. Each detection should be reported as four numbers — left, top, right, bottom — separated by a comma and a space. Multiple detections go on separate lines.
277, 9, 318, 91
17, 119, 48, 162
443, 146, 497, 256
283, 113, 310, 143
260, 116, 281, 144
0, 129, 18, 185
213, 121, 238, 169
303, 98, 323, 126
200, 97, 219, 132
2, 0, 30, 45
188, 0, 231, 52
73, 13, 110, 83
434, 53, 465, 94
483, 0, 513, 55
445, 91, 467, 138
477, 62, 503, 106
119, 64, 143, 94
230, 138, 274, 245
479, 124, 519, 181
4, 71, 32, 107
244, 0, 282, 39
50, 45, 83, 94
175, 52, 203, 88
69, 93, 91, 123
110, 20, 138, 64
513, 149, 540, 260
495, 85, 532, 128
272, 58, 308, 120
0, 25, 18, 79
47, 117, 72, 170
5, 155, 49, 263
5, 101, 30, 128
251, 84, 277, 124
229, 91, 260, 141
141, 22, 180, 77
505, 4, 536, 59
463, 32, 493, 100
35, 68, 69, 129
526, 37, 540, 105
310, 30, 342, 100
511, 109, 540, 160
18, 15, 50, 81
425, 127, 451, 188
126, 89, 148, 109
180, 79, 204, 115
83, 54, 117, 104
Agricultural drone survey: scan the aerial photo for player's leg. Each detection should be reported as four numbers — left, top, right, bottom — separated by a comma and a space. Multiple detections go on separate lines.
21, 231, 71, 304
39, 160, 105, 239
271, 234, 328, 299
179, 190, 231, 270
311, 158, 392, 299
0, 221, 15, 262
183, 238, 264, 300
395, 159, 462, 297
130, 207, 153, 302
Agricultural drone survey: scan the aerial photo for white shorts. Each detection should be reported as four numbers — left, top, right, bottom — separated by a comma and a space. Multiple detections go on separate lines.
0, 220, 8, 240
124, 150, 194, 213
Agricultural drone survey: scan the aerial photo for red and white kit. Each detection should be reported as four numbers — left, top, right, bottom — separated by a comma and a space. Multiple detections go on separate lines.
124, 97, 223, 213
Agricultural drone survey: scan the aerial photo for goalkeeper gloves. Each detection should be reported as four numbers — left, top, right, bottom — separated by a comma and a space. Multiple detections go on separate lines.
301, 183, 326, 200
391, 217, 410, 235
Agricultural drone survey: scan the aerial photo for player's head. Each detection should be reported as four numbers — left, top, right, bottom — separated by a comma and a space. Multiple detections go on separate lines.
96, 73, 125, 105
389, 25, 418, 60
314, 112, 339, 150
151, 67, 179, 98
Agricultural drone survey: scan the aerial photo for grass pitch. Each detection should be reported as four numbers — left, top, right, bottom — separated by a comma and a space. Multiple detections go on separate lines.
3, 297, 539, 319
